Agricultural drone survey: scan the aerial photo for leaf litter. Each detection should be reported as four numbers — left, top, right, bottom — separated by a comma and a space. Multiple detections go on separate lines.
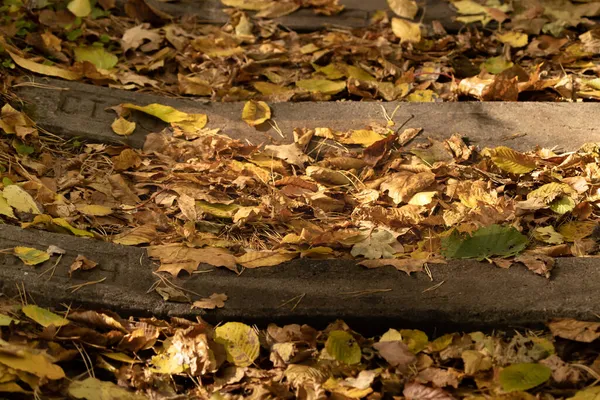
3, 0, 600, 102
0, 297, 597, 398
0, 101, 598, 279
0, 1, 598, 396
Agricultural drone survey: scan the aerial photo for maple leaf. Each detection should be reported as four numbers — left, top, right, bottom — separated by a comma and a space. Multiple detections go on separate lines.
351, 229, 398, 259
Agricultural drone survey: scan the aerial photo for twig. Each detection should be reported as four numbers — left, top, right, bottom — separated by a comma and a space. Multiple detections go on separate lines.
340, 289, 392, 298
152, 271, 204, 298
277, 293, 306, 311
38, 254, 63, 281
422, 280, 445, 293
68, 277, 106, 293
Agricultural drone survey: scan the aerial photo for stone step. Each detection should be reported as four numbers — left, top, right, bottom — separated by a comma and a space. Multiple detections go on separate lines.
115, 0, 462, 31
0, 224, 598, 334
16, 78, 600, 152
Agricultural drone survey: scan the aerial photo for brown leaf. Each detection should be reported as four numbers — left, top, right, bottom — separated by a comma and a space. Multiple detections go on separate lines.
192, 293, 228, 310
155, 286, 191, 303
540, 354, 581, 384
373, 340, 416, 370
548, 319, 600, 343
235, 250, 297, 268
403, 382, 455, 400
514, 252, 554, 278
67, 310, 127, 333
381, 172, 436, 205
112, 149, 142, 171
69, 255, 98, 276
124, 0, 172, 24
263, 144, 310, 167
148, 245, 238, 276
417, 367, 463, 389
363, 133, 397, 167
359, 259, 426, 275
113, 224, 157, 245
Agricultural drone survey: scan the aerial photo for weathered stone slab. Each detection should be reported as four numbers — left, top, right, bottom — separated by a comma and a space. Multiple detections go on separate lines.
0, 224, 598, 334
15, 78, 600, 152
115, 0, 461, 31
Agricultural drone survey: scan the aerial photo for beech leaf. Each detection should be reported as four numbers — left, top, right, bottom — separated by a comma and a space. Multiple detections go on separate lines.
441, 224, 528, 260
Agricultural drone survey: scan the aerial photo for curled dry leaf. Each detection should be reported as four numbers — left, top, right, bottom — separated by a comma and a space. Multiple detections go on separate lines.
192, 293, 228, 310
242, 100, 271, 127
69, 255, 98, 276
548, 319, 600, 343
111, 117, 136, 136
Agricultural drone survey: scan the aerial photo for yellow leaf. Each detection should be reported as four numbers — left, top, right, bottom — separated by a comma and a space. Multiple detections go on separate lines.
221, 0, 272, 11
253, 81, 292, 95
0, 382, 27, 393
0, 347, 64, 380
121, 103, 190, 123
111, 117, 136, 136
497, 31, 529, 48
6, 50, 81, 81
296, 79, 346, 95
406, 89, 437, 102
22, 305, 69, 328
2, 185, 42, 214
335, 130, 385, 147
69, 377, 146, 399
214, 322, 260, 367
387, 0, 418, 19
558, 221, 597, 242
391, 18, 421, 43
76, 204, 113, 216
101, 352, 142, 364
67, 0, 91, 17
113, 224, 157, 245
196, 201, 240, 219
0, 195, 15, 219
528, 183, 573, 204
242, 101, 271, 127
235, 250, 297, 268
173, 113, 208, 133
484, 146, 536, 174
408, 191, 437, 206
52, 218, 94, 237
74, 46, 118, 70
14, 247, 49, 266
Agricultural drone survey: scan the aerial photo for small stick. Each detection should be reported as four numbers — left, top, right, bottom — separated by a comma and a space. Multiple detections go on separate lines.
68, 277, 106, 293
422, 280, 445, 293
340, 288, 392, 298
277, 293, 306, 311
38, 254, 63, 281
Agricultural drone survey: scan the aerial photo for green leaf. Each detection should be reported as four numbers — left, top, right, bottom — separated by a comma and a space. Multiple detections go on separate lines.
69, 377, 146, 400
325, 330, 361, 365
296, 79, 346, 95
499, 363, 551, 392
21, 305, 69, 327
67, 0, 91, 17
441, 224, 528, 260
351, 229, 397, 259
484, 146, 536, 174
214, 322, 260, 367
14, 246, 49, 266
74, 46, 118, 69
569, 386, 600, 400
11, 139, 34, 156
